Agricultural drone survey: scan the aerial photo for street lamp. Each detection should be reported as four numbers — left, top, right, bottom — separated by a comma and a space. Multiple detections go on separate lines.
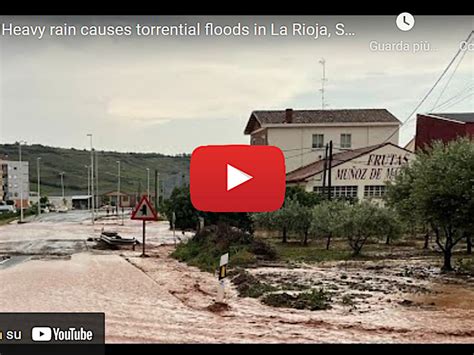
146, 168, 150, 200
87, 134, 95, 224
116, 161, 121, 210
18, 140, 27, 223
59, 172, 65, 200
37, 157, 41, 216
85, 165, 90, 210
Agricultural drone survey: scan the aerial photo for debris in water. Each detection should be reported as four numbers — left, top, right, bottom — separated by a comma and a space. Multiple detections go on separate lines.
206, 302, 231, 313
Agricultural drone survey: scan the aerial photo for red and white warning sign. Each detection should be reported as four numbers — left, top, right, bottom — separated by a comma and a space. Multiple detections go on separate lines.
131, 196, 158, 221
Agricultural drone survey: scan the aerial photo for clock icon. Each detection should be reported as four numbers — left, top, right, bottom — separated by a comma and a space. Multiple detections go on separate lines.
396, 12, 415, 31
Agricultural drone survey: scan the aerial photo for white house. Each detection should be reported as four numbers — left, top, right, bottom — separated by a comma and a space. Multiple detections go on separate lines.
244, 108, 401, 173
286, 142, 414, 201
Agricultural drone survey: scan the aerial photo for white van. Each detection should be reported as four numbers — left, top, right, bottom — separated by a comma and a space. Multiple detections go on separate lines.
0, 205, 16, 214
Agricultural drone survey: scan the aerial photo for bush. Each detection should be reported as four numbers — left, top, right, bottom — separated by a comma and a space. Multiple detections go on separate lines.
171, 225, 276, 272
230, 249, 257, 267
249, 239, 277, 260
161, 185, 199, 230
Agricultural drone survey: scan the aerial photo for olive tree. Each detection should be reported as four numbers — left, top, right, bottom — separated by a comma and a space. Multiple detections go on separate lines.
339, 202, 400, 256
252, 199, 299, 243
291, 202, 313, 245
311, 200, 348, 250
387, 138, 474, 271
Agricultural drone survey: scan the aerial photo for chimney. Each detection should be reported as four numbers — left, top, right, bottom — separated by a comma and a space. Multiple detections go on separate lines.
285, 108, 293, 123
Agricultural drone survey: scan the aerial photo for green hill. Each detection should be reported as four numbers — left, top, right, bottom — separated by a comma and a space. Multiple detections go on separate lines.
1, 144, 190, 199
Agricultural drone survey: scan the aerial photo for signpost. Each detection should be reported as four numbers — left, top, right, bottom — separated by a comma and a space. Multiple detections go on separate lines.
131, 196, 158, 257
217, 253, 229, 302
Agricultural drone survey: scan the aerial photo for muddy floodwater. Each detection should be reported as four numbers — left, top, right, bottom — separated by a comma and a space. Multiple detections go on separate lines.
0, 213, 473, 343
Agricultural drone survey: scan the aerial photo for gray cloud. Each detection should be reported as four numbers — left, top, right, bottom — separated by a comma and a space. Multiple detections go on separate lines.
1, 16, 472, 152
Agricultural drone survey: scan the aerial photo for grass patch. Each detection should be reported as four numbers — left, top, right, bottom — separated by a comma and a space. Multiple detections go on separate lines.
0, 216, 17, 226
0, 210, 35, 226
231, 270, 277, 298
262, 288, 332, 311
457, 257, 474, 275
270, 240, 352, 263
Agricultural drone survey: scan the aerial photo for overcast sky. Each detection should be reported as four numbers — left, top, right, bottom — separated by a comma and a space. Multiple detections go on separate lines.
0, 16, 472, 154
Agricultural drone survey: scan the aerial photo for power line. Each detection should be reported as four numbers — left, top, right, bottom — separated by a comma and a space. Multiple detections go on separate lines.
430, 37, 472, 110
437, 92, 473, 112
431, 84, 474, 111
384, 30, 474, 144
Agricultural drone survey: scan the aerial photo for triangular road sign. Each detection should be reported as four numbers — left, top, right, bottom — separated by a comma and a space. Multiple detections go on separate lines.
131, 196, 158, 221
227, 164, 253, 191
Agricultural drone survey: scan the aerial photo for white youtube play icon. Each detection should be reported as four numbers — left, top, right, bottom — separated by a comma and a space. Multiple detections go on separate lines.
32, 327, 52, 342
227, 164, 253, 191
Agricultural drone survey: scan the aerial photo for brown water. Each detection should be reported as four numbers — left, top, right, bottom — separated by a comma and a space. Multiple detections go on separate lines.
1, 243, 472, 343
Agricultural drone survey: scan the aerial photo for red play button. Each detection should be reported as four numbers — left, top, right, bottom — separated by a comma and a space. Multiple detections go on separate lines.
190, 145, 286, 212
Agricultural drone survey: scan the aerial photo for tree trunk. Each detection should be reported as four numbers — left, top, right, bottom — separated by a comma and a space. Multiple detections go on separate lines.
423, 233, 430, 249
326, 233, 331, 250
303, 231, 308, 246
442, 249, 453, 272
352, 247, 361, 256
467, 234, 472, 255
282, 226, 287, 243
385, 235, 390, 245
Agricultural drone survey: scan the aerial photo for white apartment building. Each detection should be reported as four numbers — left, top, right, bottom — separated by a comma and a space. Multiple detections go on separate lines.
1, 161, 30, 208
244, 108, 401, 173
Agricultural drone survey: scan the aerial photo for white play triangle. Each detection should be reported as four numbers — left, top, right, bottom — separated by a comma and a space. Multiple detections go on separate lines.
227, 164, 253, 191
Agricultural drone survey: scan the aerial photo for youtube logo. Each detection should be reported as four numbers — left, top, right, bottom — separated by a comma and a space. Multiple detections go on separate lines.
31, 327, 52, 342
190, 145, 285, 212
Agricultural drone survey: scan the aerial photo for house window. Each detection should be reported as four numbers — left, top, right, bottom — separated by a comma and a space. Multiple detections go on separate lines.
364, 185, 386, 198
314, 185, 358, 198
312, 134, 324, 149
341, 133, 352, 148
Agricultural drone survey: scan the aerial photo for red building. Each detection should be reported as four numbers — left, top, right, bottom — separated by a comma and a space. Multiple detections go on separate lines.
415, 113, 474, 150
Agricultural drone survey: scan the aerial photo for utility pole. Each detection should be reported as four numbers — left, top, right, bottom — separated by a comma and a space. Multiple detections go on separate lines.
18, 141, 26, 223
146, 168, 150, 200
116, 161, 121, 212
154, 170, 158, 208
60, 172, 65, 201
322, 143, 328, 197
319, 58, 328, 110
87, 134, 95, 224
85, 165, 90, 210
327, 140, 333, 200
95, 149, 99, 211
37, 157, 41, 216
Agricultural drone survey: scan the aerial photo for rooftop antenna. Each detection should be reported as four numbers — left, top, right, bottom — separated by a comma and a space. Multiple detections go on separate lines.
319, 58, 328, 110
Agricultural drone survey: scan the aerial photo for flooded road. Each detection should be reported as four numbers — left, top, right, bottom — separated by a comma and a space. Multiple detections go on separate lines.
0, 214, 473, 343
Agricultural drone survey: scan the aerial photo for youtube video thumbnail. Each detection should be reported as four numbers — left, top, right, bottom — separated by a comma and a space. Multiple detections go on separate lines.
0, 13, 473, 354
